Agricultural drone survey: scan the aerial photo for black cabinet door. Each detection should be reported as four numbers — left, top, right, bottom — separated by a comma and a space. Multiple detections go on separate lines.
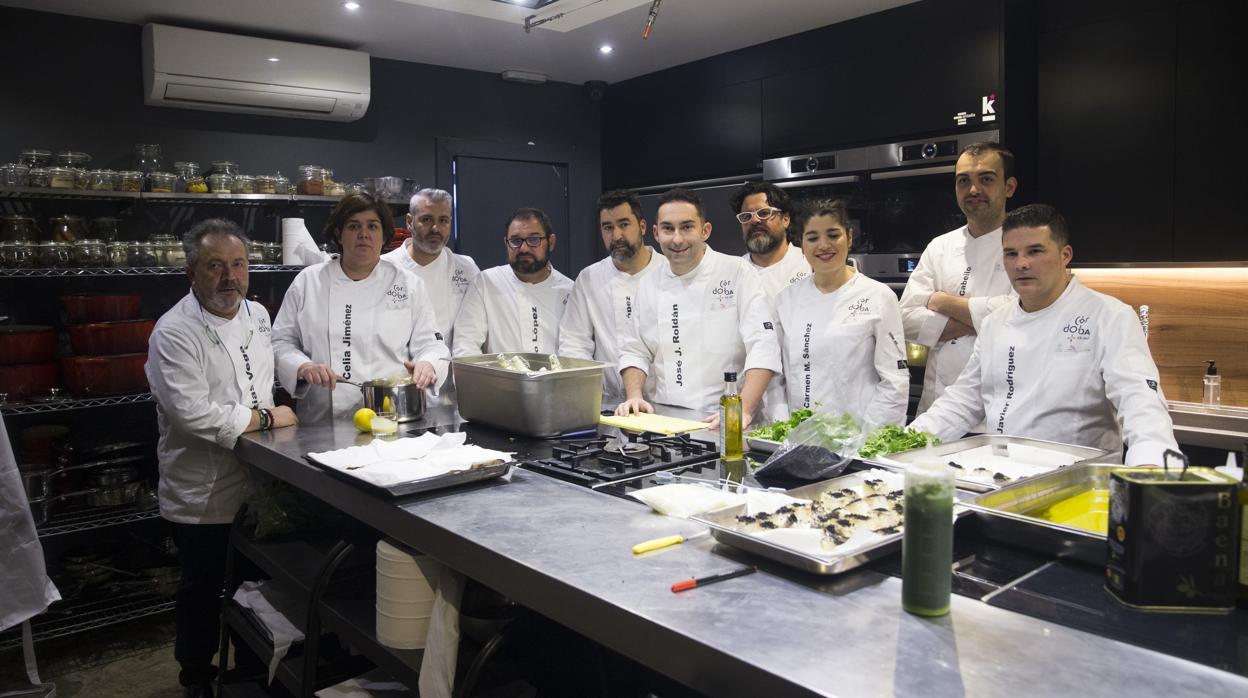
1172, 0, 1248, 262
601, 79, 761, 189
1036, 5, 1176, 262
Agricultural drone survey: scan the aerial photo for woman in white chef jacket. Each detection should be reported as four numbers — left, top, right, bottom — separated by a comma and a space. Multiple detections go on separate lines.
273, 193, 450, 423
774, 199, 910, 428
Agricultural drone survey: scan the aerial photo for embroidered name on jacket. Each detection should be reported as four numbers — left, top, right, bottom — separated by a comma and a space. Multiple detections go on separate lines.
997, 345, 1016, 433
530, 306, 540, 351
671, 304, 683, 386
341, 304, 353, 379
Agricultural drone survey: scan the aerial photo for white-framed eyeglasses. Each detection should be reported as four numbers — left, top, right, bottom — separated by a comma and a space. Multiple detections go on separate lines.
735, 207, 782, 224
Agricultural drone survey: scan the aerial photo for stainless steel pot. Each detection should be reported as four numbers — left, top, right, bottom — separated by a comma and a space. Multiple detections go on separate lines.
360, 380, 426, 423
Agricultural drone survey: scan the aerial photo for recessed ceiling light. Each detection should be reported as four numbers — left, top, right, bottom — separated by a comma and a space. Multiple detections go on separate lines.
267, 57, 280, 62
343, 2, 360, 10
599, 45, 613, 55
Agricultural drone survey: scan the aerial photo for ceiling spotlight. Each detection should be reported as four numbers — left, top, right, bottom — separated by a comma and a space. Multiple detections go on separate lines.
599, 45, 613, 55
343, 2, 360, 10
267, 57, 280, 62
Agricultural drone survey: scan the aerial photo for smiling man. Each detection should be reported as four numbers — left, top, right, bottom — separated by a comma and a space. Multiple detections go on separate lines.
731, 181, 811, 300
909, 204, 1177, 465
452, 207, 573, 356
900, 142, 1019, 416
559, 190, 667, 403
616, 188, 780, 427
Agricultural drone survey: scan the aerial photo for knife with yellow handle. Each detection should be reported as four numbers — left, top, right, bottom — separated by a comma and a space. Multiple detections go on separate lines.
632, 530, 710, 554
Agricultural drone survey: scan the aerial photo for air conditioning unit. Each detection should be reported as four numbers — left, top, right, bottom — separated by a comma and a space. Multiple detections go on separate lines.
142, 24, 370, 122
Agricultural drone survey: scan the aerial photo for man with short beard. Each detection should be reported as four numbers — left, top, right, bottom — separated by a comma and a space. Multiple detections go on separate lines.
453, 207, 574, 355
732, 181, 811, 300
559, 190, 667, 403
382, 188, 480, 349
146, 218, 297, 697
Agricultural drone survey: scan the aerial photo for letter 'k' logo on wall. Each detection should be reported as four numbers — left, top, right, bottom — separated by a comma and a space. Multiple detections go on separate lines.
982, 94, 997, 122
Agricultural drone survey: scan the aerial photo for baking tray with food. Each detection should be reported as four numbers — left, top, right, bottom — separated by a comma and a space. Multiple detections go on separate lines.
692, 468, 965, 575
306, 455, 512, 498
863, 434, 1110, 492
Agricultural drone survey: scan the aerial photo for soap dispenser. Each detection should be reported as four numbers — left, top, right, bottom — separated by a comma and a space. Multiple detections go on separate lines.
1204, 360, 1221, 406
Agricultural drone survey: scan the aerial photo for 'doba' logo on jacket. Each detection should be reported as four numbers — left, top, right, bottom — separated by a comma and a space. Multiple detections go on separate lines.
1059, 314, 1093, 351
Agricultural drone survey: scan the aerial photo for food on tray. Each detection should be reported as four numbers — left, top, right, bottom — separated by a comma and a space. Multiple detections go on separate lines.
493, 353, 563, 374
858, 424, 940, 459
747, 408, 813, 442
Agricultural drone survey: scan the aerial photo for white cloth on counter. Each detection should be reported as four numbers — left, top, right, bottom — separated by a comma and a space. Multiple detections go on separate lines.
452, 264, 573, 357
629, 484, 748, 519
618, 247, 782, 415
307, 432, 513, 488
774, 273, 910, 428
743, 244, 811, 301
232, 580, 306, 685
147, 294, 275, 524
558, 248, 666, 403
909, 277, 1179, 466
899, 225, 1015, 415
272, 260, 450, 425
381, 243, 480, 350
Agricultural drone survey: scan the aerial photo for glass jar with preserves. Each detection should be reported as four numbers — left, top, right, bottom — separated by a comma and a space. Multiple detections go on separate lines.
207, 173, 233, 193
172, 162, 199, 193
210, 161, 239, 177
86, 169, 116, 191
1, 216, 39, 242
56, 151, 91, 168
115, 170, 143, 192
296, 165, 326, 195
48, 215, 87, 242
231, 175, 256, 194
254, 175, 277, 195
73, 239, 107, 267
272, 173, 290, 195
46, 167, 77, 190
344, 182, 368, 195
127, 241, 159, 267
18, 149, 52, 168
91, 217, 122, 241
265, 242, 283, 264
326, 180, 346, 197
133, 144, 163, 174
37, 241, 73, 268
0, 163, 29, 186
26, 168, 50, 188
149, 234, 178, 266
0, 241, 37, 269
247, 241, 265, 264
147, 171, 176, 193
107, 241, 128, 267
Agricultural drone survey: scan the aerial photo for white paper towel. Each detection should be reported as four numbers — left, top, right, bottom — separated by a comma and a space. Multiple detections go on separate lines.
282, 217, 328, 266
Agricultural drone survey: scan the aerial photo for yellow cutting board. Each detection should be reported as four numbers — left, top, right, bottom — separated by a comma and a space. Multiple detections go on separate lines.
598, 413, 709, 434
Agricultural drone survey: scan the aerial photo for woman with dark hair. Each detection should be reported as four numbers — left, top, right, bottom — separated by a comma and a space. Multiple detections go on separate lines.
273, 193, 449, 423
773, 199, 909, 428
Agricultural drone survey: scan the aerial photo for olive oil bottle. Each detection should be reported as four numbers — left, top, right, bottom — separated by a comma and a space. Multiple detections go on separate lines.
719, 372, 742, 460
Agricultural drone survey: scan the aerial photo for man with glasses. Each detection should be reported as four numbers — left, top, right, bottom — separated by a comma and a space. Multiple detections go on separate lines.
146, 218, 297, 698
453, 207, 574, 356
900, 142, 1018, 416
731, 182, 811, 300
559, 190, 667, 404
616, 189, 780, 427
382, 187, 480, 349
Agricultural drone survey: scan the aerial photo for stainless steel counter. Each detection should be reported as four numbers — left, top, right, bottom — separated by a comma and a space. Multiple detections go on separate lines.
236, 409, 1248, 697
1170, 401, 1248, 451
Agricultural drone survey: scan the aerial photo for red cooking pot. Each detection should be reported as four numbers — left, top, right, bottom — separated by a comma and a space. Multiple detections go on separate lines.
60, 295, 142, 323
61, 354, 148, 396
0, 361, 60, 398
67, 319, 156, 356
0, 325, 57, 365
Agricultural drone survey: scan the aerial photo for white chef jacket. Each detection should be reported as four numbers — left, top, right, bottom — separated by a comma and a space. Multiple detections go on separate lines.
619, 247, 782, 415
909, 277, 1178, 466
381, 242, 480, 347
147, 294, 275, 524
558, 248, 667, 403
775, 273, 910, 428
744, 243, 812, 300
900, 225, 1015, 414
0, 420, 60, 631
272, 261, 450, 424
452, 264, 574, 357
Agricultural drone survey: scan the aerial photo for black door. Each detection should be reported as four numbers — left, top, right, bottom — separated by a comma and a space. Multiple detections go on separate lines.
452, 156, 571, 273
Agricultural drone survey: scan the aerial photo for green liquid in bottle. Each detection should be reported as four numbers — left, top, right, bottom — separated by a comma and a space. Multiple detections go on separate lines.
902, 470, 954, 616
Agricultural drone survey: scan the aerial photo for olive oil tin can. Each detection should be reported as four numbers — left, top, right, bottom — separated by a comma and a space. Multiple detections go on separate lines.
1105, 451, 1239, 613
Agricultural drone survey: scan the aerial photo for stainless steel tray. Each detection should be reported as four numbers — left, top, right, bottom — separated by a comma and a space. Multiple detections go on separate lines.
306, 456, 512, 497
963, 463, 1147, 565
863, 434, 1110, 492
453, 354, 606, 438
746, 436, 781, 454
692, 471, 910, 575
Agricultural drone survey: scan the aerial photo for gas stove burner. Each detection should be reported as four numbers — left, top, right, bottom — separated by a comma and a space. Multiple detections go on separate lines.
551, 438, 608, 464
522, 429, 721, 489
599, 442, 655, 469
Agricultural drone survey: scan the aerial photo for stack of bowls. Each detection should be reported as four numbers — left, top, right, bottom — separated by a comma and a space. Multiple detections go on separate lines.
375, 539, 437, 649
60, 294, 152, 396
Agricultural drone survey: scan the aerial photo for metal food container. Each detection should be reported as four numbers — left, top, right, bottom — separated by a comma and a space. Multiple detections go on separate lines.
452, 354, 605, 438
360, 380, 426, 423
867, 434, 1111, 492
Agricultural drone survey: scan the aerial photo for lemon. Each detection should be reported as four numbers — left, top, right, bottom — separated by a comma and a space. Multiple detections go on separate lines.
353, 407, 377, 433
382, 395, 394, 413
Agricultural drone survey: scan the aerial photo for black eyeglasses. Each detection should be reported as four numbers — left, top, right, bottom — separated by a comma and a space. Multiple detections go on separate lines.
505, 235, 549, 249
735, 207, 782, 224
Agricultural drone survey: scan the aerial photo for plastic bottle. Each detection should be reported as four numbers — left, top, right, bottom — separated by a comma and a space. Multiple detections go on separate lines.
719, 372, 742, 460
1204, 360, 1221, 406
902, 442, 955, 616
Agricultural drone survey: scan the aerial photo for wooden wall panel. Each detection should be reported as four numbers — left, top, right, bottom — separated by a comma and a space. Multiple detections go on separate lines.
1076, 268, 1248, 406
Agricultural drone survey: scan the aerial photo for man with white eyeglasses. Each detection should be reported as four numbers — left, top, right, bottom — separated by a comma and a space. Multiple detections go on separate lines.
732, 181, 811, 301
452, 207, 574, 356
145, 218, 296, 698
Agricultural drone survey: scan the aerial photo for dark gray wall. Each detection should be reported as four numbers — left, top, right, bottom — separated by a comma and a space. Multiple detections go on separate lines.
0, 6, 604, 274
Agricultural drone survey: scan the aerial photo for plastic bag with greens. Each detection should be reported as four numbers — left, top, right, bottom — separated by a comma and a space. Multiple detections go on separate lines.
754, 412, 869, 481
